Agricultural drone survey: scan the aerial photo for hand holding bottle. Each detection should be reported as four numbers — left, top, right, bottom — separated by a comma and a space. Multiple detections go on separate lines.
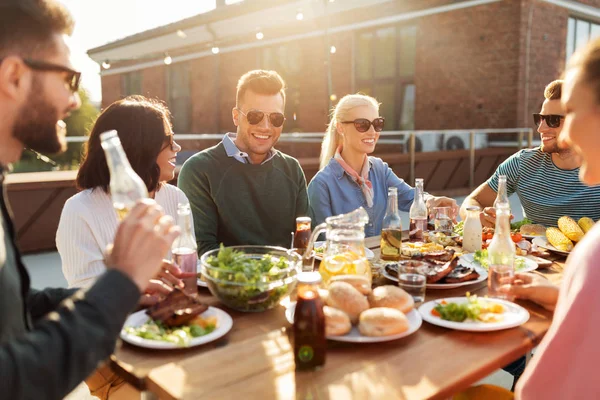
105, 199, 180, 292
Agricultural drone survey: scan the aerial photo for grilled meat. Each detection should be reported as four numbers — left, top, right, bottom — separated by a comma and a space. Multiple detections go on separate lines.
146, 288, 208, 327
444, 264, 480, 283
417, 250, 455, 264
424, 257, 457, 283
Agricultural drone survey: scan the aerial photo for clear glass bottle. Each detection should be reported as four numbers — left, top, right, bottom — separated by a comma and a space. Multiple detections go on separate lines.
487, 204, 515, 299
380, 187, 403, 261
462, 206, 483, 253
493, 175, 510, 211
409, 178, 428, 241
172, 203, 198, 296
294, 271, 326, 370
100, 130, 148, 221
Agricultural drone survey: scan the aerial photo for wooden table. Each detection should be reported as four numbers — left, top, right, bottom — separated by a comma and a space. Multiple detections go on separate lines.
111, 237, 565, 400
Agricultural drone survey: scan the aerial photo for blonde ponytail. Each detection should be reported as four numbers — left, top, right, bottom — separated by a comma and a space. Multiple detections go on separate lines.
318, 93, 380, 170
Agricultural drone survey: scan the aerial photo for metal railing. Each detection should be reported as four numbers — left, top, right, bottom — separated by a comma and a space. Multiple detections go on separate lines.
64, 127, 535, 187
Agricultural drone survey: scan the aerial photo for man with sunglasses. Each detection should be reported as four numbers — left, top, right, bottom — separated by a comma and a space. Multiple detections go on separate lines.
179, 70, 309, 255
0, 2, 180, 399
460, 80, 600, 228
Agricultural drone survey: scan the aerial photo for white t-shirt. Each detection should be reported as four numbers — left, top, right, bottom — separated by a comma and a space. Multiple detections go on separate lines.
56, 184, 190, 288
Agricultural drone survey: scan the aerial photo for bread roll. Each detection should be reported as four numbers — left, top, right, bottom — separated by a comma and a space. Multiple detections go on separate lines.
520, 224, 545, 236
329, 274, 372, 295
326, 282, 369, 323
324, 306, 351, 336
367, 285, 414, 314
358, 307, 409, 337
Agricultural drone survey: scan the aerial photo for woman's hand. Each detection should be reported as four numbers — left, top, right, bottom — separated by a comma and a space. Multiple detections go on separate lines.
426, 196, 460, 222
499, 273, 559, 311
138, 279, 174, 307
155, 260, 185, 289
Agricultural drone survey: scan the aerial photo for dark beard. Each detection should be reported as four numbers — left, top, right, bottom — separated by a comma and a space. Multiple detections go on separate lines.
12, 78, 66, 155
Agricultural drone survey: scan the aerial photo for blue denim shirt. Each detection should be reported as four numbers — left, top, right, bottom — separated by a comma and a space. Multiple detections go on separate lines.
307, 156, 415, 237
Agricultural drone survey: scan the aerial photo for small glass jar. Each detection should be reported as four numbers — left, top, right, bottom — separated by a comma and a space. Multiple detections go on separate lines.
462, 206, 483, 253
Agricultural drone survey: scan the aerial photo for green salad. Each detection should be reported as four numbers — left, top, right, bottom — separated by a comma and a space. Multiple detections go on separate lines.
473, 249, 526, 271
124, 318, 216, 347
203, 245, 295, 312
511, 218, 532, 231
453, 221, 465, 236
433, 294, 504, 323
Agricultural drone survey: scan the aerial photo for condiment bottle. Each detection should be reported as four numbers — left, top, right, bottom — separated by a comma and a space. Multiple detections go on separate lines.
293, 216, 312, 254
294, 272, 326, 370
409, 178, 428, 241
100, 130, 148, 220
462, 206, 483, 253
381, 187, 403, 261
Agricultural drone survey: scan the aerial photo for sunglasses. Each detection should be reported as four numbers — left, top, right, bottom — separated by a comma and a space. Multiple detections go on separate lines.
236, 108, 286, 128
533, 113, 564, 128
341, 117, 385, 133
22, 58, 82, 93
162, 134, 177, 151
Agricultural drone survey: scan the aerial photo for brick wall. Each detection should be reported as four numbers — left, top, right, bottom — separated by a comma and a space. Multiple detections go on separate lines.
142, 65, 167, 102
100, 74, 121, 109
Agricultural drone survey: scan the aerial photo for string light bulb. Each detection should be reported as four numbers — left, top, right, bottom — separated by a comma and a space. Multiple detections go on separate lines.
256, 31, 264, 40
212, 47, 220, 54
101, 60, 111, 69
330, 46, 337, 54
176, 30, 187, 39
296, 11, 304, 21
164, 53, 172, 65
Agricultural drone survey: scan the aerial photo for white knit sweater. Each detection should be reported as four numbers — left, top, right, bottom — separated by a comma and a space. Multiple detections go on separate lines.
56, 184, 190, 288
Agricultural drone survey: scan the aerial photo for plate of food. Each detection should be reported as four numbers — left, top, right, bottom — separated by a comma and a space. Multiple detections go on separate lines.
464, 250, 538, 273
313, 241, 375, 261
419, 295, 530, 332
382, 254, 487, 289
286, 279, 421, 343
121, 289, 232, 349
532, 237, 570, 256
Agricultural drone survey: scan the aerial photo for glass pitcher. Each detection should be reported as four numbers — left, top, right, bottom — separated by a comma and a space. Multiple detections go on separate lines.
304, 207, 371, 285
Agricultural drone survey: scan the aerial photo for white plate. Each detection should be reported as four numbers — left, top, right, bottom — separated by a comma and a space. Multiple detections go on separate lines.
419, 297, 530, 332
521, 234, 544, 240
313, 241, 375, 261
285, 303, 422, 343
460, 253, 538, 273
120, 307, 233, 349
381, 259, 488, 289
532, 237, 570, 256
197, 260, 208, 287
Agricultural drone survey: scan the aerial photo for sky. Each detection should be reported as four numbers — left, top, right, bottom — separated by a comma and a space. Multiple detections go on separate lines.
59, 0, 218, 103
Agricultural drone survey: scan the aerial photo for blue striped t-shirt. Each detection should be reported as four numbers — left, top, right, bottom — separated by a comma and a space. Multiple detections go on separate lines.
487, 147, 600, 227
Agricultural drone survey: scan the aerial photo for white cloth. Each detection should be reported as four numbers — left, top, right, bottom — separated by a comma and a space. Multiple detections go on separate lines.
57, 184, 190, 289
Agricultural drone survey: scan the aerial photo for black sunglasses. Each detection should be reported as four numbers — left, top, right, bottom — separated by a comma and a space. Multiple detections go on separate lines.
161, 134, 177, 151
22, 59, 81, 92
341, 117, 385, 133
237, 108, 286, 128
533, 113, 564, 128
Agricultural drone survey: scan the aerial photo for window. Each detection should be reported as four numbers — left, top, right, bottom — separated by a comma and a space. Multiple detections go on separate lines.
567, 17, 600, 60
121, 71, 141, 96
355, 25, 417, 130
167, 62, 191, 133
261, 43, 302, 131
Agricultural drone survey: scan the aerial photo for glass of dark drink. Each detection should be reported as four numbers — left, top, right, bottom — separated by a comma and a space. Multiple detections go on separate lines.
293, 217, 312, 253
294, 272, 326, 370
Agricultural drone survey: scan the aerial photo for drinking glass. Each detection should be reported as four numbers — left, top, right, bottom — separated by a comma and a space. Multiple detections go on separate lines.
397, 260, 428, 303
289, 248, 316, 272
488, 264, 515, 301
434, 207, 453, 231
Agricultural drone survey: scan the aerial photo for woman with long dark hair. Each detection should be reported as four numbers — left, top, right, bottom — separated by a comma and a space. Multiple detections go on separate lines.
57, 95, 188, 298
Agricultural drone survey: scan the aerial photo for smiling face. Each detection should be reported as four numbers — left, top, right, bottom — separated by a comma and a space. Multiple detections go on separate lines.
560, 68, 600, 185
537, 98, 567, 154
338, 104, 381, 157
156, 129, 181, 183
232, 89, 284, 164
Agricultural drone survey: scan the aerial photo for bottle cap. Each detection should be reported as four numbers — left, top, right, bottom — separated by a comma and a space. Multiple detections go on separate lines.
297, 271, 322, 284
296, 216, 311, 224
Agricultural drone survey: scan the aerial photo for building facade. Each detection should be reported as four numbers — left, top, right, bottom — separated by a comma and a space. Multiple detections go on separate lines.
89, 0, 600, 135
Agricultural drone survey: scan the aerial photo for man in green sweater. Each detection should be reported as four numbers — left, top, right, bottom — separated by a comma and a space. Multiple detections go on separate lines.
179, 70, 309, 255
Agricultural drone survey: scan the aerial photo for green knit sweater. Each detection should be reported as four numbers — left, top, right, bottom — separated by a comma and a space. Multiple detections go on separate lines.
178, 142, 310, 256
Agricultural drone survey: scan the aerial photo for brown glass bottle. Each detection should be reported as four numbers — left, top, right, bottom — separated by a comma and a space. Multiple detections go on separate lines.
294, 272, 326, 370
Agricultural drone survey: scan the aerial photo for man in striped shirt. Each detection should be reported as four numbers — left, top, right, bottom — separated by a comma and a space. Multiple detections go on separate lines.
460, 80, 600, 228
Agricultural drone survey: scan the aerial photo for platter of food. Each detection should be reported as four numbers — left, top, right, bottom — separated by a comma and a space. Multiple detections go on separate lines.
418, 295, 530, 332
121, 289, 233, 349
532, 237, 570, 256
382, 253, 487, 289
313, 241, 375, 261
286, 278, 421, 343
463, 251, 538, 273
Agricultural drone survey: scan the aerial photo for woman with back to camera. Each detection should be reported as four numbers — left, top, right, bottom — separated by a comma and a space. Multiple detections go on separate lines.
307, 93, 458, 237
57, 95, 189, 304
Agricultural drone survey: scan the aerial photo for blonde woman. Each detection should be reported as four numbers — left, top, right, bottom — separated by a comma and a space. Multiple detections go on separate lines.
307, 94, 457, 236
